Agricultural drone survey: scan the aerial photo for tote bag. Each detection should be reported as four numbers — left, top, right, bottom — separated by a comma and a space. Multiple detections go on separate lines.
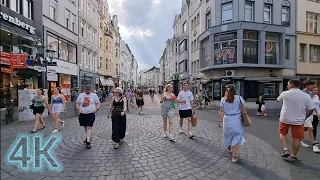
239, 96, 252, 127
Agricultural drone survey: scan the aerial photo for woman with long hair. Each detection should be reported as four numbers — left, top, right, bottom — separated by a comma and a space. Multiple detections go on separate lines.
108, 87, 127, 149
219, 84, 246, 162
160, 84, 176, 141
30, 88, 50, 133
136, 91, 144, 114
50, 87, 66, 133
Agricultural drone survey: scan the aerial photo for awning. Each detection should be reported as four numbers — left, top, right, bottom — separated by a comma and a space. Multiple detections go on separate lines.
99, 78, 107, 86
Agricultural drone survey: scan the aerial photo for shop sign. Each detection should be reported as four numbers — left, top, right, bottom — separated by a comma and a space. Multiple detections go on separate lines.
50, 59, 78, 75
1, 67, 11, 73
0, 51, 28, 73
47, 67, 56, 73
214, 32, 237, 42
47, 73, 58, 81
0, 11, 36, 34
33, 66, 45, 72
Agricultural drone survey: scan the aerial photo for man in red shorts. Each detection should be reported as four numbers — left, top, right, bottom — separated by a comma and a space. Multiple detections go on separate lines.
277, 79, 315, 161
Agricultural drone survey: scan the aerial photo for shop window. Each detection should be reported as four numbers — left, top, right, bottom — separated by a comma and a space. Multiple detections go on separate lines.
21, 36, 35, 58
68, 43, 76, 63
0, 30, 12, 52
23, 0, 33, 19
58, 39, 68, 60
310, 45, 320, 63
243, 31, 258, 64
47, 34, 59, 58
265, 34, 280, 64
12, 33, 20, 53
214, 32, 237, 65
222, 2, 233, 23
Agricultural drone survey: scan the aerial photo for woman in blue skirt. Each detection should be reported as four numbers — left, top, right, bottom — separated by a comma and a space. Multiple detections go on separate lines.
219, 84, 246, 162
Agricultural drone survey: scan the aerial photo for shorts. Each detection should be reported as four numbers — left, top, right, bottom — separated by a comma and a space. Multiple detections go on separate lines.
279, 121, 304, 139
33, 106, 45, 115
304, 116, 313, 128
179, 109, 192, 119
52, 103, 63, 113
79, 113, 95, 127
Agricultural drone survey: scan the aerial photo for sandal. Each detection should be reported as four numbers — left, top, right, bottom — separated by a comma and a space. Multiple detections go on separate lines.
231, 156, 238, 163
281, 150, 290, 158
291, 156, 298, 162
41, 126, 46, 129
30, 130, 37, 134
227, 146, 232, 153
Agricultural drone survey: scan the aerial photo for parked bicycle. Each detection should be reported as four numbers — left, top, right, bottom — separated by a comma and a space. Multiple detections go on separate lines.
4, 100, 15, 124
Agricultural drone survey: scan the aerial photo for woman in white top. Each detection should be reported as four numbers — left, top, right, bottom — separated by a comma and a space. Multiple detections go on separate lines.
303, 87, 320, 153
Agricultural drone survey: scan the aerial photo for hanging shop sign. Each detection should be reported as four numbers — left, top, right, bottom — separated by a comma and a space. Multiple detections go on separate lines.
0, 11, 36, 34
0, 51, 28, 73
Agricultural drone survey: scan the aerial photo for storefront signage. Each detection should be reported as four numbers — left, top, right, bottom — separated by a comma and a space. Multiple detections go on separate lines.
0, 11, 36, 34
214, 32, 237, 42
1, 67, 11, 73
0, 51, 28, 73
50, 59, 78, 75
47, 73, 58, 81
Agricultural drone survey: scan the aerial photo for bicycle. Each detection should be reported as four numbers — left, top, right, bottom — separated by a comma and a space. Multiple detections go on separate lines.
4, 100, 15, 124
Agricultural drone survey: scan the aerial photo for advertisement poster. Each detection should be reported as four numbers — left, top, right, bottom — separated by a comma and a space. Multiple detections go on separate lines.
18, 90, 48, 121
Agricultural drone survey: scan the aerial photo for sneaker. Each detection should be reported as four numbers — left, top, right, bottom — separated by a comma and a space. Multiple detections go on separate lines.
189, 131, 195, 139
300, 141, 309, 147
314, 140, 319, 145
169, 134, 175, 141
52, 129, 58, 133
60, 121, 65, 128
113, 143, 119, 149
178, 129, 183, 134
86, 142, 91, 149
163, 132, 168, 138
256, 112, 261, 116
313, 145, 320, 153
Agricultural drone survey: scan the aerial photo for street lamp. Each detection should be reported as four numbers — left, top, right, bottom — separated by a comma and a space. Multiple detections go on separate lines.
43, 46, 57, 89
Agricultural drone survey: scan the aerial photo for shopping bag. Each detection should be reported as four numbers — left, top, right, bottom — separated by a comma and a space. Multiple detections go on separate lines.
191, 115, 198, 127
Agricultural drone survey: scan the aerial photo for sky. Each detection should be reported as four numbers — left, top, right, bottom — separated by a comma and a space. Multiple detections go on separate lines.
108, 0, 181, 71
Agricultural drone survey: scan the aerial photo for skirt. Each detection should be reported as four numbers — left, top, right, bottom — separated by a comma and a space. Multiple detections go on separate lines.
52, 103, 64, 113
33, 106, 45, 115
136, 99, 144, 107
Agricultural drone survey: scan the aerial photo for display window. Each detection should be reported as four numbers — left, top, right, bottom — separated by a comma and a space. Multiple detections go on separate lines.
59, 74, 71, 101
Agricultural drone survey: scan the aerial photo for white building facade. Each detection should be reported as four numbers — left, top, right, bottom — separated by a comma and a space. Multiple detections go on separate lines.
42, 0, 79, 100
120, 40, 131, 89
78, 0, 99, 90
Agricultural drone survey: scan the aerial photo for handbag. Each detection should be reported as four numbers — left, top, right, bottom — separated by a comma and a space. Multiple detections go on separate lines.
30, 104, 35, 110
239, 96, 251, 127
191, 114, 198, 127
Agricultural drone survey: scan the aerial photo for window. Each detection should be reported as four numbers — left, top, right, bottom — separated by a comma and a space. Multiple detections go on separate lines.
310, 45, 320, 62
87, 26, 91, 41
191, 20, 194, 29
92, 30, 96, 44
87, 3, 91, 17
306, 12, 318, 34
93, 54, 97, 70
81, 48, 85, 66
81, 0, 85, 11
106, 59, 108, 69
214, 32, 237, 65
10, 0, 20, 13
100, 38, 102, 49
222, 2, 233, 23
49, 6, 57, 21
81, 21, 85, 37
47, 34, 59, 58
281, 7, 290, 26
106, 40, 108, 50
23, 0, 32, 19
184, 60, 188, 71
197, 13, 200, 24
243, 31, 258, 64
1, 0, 6, 6
183, 22, 187, 33
264, 4, 272, 24
99, 57, 102, 70
206, 11, 211, 30
65, 10, 70, 29
265, 34, 280, 64
68, 43, 76, 63
71, 14, 76, 32
87, 51, 91, 69
59, 39, 68, 60
245, 2, 253, 21
300, 43, 306, 61
191, 41, 194, 51
93, 9, 96, 22
285, 40, 290, 60
202, 38, 210, 67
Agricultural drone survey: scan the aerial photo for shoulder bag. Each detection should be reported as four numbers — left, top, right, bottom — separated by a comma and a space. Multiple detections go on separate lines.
239, 96, 252, 127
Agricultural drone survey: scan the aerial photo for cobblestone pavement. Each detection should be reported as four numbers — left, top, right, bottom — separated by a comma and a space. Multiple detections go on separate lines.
1, 112, 292, 180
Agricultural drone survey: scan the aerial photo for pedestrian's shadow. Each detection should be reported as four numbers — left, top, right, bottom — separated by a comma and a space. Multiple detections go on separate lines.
283, 159, 320, 175
237, 159, 288, 180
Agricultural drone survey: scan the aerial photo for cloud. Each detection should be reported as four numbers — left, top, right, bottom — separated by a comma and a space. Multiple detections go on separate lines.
108, 0, 181, 70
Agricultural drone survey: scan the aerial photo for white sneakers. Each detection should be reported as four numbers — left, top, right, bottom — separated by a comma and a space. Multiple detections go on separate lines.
163, 132, 175, 141
52, 129, 58, 133
300, 140, 320, 153
178, 129, 183, 134
300, 141, 310, 147
313, 145, 320, 153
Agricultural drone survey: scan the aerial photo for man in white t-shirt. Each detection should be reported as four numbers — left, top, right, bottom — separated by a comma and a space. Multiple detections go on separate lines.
177, 82, 195, 138
277, 79, 315, 160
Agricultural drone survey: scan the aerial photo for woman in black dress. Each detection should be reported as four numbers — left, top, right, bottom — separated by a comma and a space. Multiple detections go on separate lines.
136, 91, 144, 114
108, 87, 127, 149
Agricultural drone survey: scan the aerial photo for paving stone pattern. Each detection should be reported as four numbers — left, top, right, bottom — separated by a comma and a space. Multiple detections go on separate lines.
1, 115, 292, 180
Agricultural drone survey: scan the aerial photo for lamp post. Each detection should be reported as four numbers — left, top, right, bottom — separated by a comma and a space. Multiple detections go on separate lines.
43, 47, 57, 89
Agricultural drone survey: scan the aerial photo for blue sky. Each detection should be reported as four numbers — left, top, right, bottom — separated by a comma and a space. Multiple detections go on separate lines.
109, 0, 181, 70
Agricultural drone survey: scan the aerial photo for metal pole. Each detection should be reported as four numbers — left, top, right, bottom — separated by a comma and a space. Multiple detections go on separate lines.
9, 71, 14, 104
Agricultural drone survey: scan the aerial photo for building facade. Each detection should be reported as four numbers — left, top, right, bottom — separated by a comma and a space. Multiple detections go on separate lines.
78, 0, 99, 90
120, 40, 131, 89
146, 66, 160, 90
296, 0, 320, 87
199, 0, 296, 100
0, 0, 44, 106
138, 69, 148, 88
98, 0, 114, 90
131, 55, 138, 89
110, 15, 121, 87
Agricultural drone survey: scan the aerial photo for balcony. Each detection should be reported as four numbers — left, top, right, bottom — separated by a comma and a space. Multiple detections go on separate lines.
104, 28, 113, 38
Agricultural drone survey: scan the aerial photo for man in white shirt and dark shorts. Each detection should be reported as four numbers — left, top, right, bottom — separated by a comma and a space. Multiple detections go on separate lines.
177, 82, 195, 138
